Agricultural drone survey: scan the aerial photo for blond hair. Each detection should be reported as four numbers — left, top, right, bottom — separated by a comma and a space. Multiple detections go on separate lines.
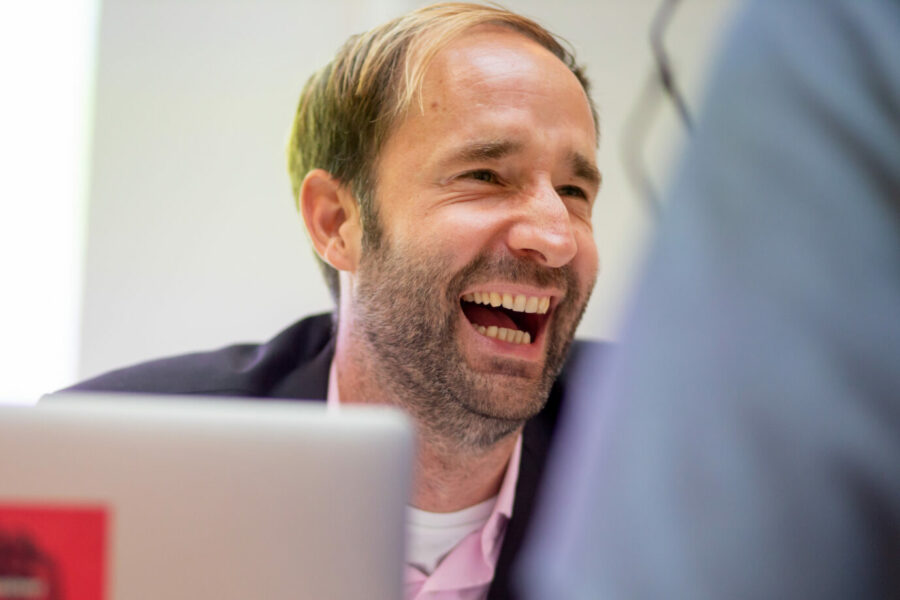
287, 2, 597, 301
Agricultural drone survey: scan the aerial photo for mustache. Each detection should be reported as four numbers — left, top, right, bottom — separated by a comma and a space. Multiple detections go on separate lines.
446, 252, 575, 301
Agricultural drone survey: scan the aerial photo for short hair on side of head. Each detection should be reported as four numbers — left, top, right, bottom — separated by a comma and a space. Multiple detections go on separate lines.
287, 2, 598, 303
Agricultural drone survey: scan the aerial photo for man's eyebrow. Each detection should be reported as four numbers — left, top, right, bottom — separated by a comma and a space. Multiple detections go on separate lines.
441, 140, 602, 187
570, 152, 602, 188
448, 139, 525, 163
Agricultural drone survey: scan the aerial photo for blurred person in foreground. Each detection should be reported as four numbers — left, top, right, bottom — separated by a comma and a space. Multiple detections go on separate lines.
63, 3, 607, 598
517, 0, 900, 598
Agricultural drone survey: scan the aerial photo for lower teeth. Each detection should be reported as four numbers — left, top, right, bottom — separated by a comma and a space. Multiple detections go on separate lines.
476, 325, 531, 345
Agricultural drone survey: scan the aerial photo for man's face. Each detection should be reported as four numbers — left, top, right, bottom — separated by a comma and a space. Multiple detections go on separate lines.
350, 26, 600, 446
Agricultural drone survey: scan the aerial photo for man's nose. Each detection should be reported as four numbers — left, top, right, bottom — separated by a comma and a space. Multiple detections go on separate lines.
506, 183, 578, 268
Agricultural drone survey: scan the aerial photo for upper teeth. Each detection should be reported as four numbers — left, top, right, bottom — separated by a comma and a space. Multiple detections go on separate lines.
462, 291, 551, 314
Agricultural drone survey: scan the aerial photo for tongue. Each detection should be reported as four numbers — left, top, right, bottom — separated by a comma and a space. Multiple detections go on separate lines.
462, 303, 517, 330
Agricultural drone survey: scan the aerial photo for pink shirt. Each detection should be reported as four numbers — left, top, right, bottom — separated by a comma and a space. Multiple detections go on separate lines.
327, 361, 522, 599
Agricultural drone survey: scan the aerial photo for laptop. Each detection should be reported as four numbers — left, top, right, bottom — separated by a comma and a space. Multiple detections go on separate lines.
0, 394, 413, 600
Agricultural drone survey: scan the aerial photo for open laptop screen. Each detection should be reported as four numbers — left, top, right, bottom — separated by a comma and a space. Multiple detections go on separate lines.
0, 395, 413, 600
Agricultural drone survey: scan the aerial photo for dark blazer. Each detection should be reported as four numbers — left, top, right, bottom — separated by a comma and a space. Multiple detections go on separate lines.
64, 312, 607, 600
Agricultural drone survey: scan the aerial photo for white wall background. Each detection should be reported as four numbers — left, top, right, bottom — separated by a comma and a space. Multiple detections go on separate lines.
0, 0, 99, 402
1, 0, 740, 398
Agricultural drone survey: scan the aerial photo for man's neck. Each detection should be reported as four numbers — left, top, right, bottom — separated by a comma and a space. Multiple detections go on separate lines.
410, 430, 519, 512
333, 323, 521, 513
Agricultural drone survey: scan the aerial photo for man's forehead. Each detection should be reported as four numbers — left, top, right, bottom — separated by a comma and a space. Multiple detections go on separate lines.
423, 27, 567, 95
410, 28, 596, 142
376, 25, 597, 178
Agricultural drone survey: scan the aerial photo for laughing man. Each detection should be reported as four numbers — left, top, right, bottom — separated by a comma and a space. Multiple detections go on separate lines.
66, 3, 607, 598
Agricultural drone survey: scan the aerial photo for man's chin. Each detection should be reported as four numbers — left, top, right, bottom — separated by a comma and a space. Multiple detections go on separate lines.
453, 329, 560, 420
476, 355, 544, 379
460, 368, 552, 422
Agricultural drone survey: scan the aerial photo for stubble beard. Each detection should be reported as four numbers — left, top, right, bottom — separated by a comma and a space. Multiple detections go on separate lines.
351, 235, 591, 452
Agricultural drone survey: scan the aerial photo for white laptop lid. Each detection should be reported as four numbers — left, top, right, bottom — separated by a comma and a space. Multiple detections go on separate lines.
0, 394, 413, 600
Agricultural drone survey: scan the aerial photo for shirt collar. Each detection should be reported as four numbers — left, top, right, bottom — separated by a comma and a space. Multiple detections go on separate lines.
481, 434, 520, 559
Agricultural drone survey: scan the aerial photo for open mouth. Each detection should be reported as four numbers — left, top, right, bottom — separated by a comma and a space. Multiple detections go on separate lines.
460, 291, 553, 345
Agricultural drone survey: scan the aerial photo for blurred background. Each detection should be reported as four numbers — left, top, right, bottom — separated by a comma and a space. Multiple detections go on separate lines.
0, 0, 737, 402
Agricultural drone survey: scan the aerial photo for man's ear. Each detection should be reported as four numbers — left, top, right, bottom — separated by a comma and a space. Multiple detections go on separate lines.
299, 169, 362, 273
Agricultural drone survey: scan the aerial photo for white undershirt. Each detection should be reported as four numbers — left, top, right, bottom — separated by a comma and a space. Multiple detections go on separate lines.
406, 495, 498, 575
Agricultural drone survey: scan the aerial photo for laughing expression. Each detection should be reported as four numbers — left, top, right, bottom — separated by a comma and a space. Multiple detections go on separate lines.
348, 26, 600, 446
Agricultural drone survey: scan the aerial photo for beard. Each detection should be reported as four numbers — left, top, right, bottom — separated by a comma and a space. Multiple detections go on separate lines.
350, 233, 593, 451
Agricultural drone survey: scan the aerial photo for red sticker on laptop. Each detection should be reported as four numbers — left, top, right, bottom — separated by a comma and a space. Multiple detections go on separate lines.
0, 504, 107, 600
